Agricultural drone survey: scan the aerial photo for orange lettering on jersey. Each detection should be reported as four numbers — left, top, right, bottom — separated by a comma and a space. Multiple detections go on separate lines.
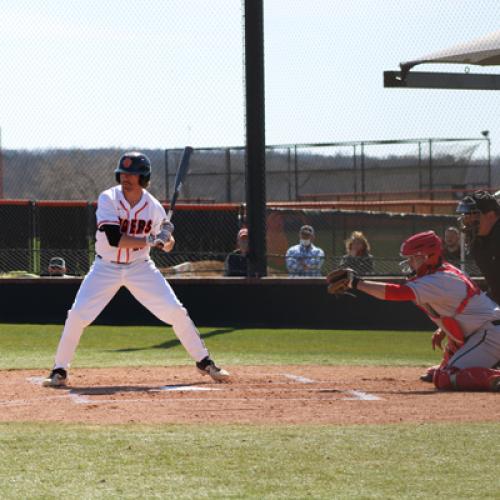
144, 220, 152, 234
130, 219, 137, 235
136, 219, 146, 234
120, 219, 129, 233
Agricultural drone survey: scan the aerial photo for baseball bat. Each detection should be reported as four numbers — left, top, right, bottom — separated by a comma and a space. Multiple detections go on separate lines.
166, 146, 193, 222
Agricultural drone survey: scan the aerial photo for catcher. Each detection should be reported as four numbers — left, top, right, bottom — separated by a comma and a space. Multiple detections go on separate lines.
326, 230, 500, 391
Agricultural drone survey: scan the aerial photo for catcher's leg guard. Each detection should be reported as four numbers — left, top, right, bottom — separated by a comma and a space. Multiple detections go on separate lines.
434, 367, 500, 391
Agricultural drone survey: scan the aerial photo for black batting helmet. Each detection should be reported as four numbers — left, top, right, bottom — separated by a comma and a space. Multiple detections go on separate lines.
115, 151, 151, 187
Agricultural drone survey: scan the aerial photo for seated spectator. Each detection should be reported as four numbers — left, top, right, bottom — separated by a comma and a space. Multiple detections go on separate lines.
224, 228, 249, 277
44, 257, 69, 277
339, 231, 374, 275
286, 225, 325, 277
442, 226, 461, 263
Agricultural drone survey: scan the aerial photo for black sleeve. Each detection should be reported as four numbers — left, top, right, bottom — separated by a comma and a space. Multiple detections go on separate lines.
99, 224, 122, 247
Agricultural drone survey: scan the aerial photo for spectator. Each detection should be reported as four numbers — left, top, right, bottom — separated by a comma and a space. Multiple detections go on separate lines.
286, 225, 325, 277
42, 257, 70, 278
339, 231, 374, 275
224, 228, 249, 277
442, 226, 461, 263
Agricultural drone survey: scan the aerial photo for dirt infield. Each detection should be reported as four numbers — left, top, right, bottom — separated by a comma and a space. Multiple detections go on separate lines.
1, 366, 498, 425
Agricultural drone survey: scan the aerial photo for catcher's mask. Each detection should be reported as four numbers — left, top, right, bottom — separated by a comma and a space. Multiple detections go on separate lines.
115, 151, 151, 187
399, 230, 443, 277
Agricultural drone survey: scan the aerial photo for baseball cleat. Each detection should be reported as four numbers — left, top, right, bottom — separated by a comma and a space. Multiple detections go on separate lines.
196, 357, 230, 382
420, 371, 434, 383
42, 368, 68, 387
490, 376, 500, 392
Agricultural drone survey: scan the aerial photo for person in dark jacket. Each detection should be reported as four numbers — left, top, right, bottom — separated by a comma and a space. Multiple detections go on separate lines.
224, 228, 249, 277
339, 231, 374, 275
456, 190, 500, 305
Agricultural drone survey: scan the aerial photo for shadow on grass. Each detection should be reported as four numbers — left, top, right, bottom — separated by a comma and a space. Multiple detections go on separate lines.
110, 327, 236, 353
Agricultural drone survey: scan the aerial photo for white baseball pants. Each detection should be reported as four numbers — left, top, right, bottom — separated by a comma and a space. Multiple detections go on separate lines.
448, 321, 500, 369
53, 258, 209, 369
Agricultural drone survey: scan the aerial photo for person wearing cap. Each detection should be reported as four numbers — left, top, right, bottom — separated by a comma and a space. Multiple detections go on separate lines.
456, 190, 500, 304
339, 231, 374, 275
44, 257, 69, 277
285, 225, 325, 277
224, 228, 249, 277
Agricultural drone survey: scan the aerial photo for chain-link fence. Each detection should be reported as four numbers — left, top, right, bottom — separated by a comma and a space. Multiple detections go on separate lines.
1, 139, 497, 203
0, 200, 479, 278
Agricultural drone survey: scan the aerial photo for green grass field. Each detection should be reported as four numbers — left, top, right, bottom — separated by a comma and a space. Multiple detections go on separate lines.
0, 324, 498, 499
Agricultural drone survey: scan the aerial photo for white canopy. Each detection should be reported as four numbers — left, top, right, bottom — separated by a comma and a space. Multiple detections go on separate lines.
401, 30, 500, 74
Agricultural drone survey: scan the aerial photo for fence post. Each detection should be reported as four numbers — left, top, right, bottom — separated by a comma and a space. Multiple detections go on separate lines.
486, 136, 492, 189
164, 149, 170, 202
287, 147, 292, 201
30, 201, 40, 275
429, 139, 433, 202
87, 202, 95, 270
360, 142, 365, 201
418, 141, 422, 198
225, 148, 232, 202
294, 145, 299, 200
353, 144, 357, 194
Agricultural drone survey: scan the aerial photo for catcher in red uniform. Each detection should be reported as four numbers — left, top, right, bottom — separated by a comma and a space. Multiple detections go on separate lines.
327, 231, 500, 391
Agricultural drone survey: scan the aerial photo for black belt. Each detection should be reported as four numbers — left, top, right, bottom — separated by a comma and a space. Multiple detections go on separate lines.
96, 255, 131, 265
492, 319, 500, 326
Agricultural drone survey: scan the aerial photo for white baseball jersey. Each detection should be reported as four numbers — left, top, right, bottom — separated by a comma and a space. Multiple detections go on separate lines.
95, 186, 166, 263
406, 268, 500, 337
52, 184, 211, 370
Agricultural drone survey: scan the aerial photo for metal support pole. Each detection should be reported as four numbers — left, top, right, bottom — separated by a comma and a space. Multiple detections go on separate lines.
244, 0, 267, 277
164, 149, 170, 202
353, 144, 357, 194
429, 139, 433, 201
294, 145, 299, 200
487, 138, 492, 189
225, 148, 232, 202
360, 142, 365, 201
287, 147, 292, 201
417, 141, 422, 198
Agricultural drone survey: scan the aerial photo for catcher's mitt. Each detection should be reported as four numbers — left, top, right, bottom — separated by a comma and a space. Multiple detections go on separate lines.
326, 268, 358, 296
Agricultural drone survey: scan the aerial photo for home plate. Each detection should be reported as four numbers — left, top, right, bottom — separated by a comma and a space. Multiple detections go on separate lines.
152, 385, 222, 392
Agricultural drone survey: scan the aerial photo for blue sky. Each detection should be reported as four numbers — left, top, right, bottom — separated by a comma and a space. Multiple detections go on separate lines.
0, 0, 498, 154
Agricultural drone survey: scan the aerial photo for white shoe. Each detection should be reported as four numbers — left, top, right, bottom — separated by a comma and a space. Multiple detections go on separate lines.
42, 368, 68, 387
196, 357, 230, 382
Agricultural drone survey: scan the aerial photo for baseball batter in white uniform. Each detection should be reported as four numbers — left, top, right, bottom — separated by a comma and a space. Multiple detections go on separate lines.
333, 230, 500, 391
43, 152, 229, 386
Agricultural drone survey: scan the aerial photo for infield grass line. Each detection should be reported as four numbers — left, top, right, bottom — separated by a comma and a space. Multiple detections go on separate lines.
0, 323, 442, 369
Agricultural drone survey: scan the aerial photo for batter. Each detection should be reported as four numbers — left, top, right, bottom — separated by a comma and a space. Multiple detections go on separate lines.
43, 152, 229, 386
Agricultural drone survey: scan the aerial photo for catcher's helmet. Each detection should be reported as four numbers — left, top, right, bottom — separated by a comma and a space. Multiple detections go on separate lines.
115, 151, 151, 187
400, 230, 443, 276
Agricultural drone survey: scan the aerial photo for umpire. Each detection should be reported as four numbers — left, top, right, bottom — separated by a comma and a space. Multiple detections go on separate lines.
457, 190, 500, 304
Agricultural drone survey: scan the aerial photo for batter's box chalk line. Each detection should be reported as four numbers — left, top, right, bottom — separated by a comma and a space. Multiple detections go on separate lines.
27, 376, 46, 385
151, 385, 222, 392
282, 373, 382, 401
